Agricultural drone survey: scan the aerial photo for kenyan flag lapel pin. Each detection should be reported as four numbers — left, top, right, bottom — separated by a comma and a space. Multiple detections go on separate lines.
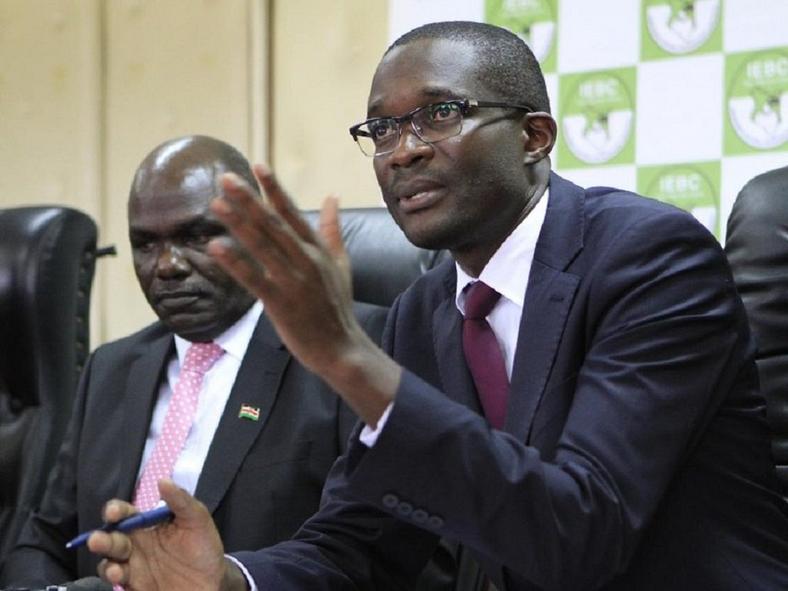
238, 404, 261, 421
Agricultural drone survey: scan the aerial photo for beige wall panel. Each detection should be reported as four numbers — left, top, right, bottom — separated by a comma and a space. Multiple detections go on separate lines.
102, 0, 262, 342
0, 0, 105, 346
272, 0, 388, 209
1, 0, 390, 346
0, 0, 101, 213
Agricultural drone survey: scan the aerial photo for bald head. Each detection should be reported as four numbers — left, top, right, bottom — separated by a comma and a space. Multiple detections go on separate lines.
127, 135, 257, 342
130, 135, 259, 204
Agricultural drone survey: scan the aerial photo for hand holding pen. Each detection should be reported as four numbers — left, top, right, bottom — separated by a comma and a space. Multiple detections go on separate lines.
66, 504, 174, 549
82, 480, 234, 590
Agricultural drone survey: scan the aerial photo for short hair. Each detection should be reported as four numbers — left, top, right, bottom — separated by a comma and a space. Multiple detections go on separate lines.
387, 21, 551, 114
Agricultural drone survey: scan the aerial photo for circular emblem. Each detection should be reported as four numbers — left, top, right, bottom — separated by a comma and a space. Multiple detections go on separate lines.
728, 51, 788, 150
562, 72, 634, 164
645, 0, 720, 55
645, 165, 718, 235
486, 0, 556, 63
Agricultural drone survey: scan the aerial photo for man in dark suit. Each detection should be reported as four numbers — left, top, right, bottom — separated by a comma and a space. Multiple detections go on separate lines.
0, 136, 386, 589
91, 22, 788, 590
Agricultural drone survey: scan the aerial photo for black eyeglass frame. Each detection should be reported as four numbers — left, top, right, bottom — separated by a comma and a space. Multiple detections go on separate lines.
348, 98, 534, 157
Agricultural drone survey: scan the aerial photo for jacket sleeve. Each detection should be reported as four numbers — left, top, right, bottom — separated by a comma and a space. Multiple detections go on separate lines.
232, 444, 441, 590
232, 301, 442, 590
338, 302, 391, 455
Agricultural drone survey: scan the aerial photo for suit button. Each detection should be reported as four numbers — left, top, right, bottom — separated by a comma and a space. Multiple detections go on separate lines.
396, 502, 413, 517
412, 509, 428, 524
427, 515, 444, 529
382, 493, 399, 509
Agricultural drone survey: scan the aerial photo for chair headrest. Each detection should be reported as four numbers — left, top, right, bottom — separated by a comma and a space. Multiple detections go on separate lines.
724, 165, 788, 489
0, 206, 98, 408
726, 165, 788, 239
302, 207, 450, 308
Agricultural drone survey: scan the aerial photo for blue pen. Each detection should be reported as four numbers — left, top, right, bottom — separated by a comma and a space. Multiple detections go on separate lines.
65, 504, 174, 549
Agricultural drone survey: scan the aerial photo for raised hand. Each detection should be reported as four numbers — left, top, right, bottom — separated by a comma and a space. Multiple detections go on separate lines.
209, 164, 400, 427
208, 165, 360, 373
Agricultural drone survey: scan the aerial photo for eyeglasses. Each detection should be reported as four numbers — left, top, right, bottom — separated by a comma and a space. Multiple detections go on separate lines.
349, 98, 534, 157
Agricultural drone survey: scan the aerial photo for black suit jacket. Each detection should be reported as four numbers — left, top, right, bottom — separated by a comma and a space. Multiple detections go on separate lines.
236, 173, 788, 590
0, 303, 386, 587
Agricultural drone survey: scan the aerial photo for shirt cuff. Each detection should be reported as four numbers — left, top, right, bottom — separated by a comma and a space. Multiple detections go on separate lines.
226, 554, 257, 591
359, 402, 394, 447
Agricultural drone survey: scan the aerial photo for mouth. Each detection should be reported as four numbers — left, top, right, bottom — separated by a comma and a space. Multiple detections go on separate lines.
393, 180, 446, 213
154, 291, 205, 309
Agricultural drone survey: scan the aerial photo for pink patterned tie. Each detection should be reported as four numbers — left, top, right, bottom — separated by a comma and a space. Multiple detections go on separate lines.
462, 281, 509, 429
133, 342, 224, 510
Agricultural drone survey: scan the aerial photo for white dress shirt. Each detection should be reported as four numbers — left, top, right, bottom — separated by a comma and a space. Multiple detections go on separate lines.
136, 300, 263, 495
360, 188, 549, 445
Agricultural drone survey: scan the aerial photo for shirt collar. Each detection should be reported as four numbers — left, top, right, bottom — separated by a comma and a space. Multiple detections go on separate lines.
174, 300, 263, 364
455, 187, 549, 313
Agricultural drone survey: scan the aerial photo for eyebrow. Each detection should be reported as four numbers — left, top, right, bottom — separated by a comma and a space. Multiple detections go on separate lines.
129, 217, 226, 239
367, 86, 465, 117
421, 86, 463, 100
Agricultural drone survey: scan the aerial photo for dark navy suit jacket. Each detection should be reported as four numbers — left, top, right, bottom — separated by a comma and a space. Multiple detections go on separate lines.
245, 173, 787, 589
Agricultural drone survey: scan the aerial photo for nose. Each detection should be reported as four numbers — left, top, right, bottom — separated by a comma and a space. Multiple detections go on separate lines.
386, 122, 433, 168
156, 243, 191, 278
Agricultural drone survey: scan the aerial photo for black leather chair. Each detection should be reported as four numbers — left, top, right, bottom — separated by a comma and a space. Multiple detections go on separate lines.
303, 207, 450, 308
725, 165, 788, 491
0, 206, 99, 564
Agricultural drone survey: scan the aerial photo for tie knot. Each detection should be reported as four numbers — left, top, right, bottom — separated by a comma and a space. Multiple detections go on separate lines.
182, 342, 224, 375
464, 281, 501, 320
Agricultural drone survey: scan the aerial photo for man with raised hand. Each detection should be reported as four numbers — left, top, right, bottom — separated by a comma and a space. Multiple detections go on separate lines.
90, 23, 788, 591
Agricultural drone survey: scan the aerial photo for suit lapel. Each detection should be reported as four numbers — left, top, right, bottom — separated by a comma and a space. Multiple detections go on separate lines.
117, 331, 173, 501
506, 173, 584, 442
195, 314, 290, 514
506, 263, 579, 442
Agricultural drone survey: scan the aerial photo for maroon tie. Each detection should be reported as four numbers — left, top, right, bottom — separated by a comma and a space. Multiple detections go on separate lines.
462, 281, 509, 429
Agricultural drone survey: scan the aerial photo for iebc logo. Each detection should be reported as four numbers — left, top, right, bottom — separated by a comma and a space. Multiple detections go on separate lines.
485, 0, 557, 66
727, 50, 788, 151
642, 163, 720, 237
561, 71, 635, 165
644, 0, 721, 55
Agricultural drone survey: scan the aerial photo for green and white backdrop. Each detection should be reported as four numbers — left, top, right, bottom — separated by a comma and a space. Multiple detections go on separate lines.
389, 0, 787, 241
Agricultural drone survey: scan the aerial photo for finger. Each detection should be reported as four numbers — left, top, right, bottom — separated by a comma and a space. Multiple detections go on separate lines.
98, 558, 128, 586
217, 175, 328, 294
158, 478, 211, 524
103, 499, 138, 524
253, 163, 317, 244
215, 173, 299, 275
207, 236, 276, 302
88, 529, 132, 561
318, 196, 351, 281
318, 196, 343, 255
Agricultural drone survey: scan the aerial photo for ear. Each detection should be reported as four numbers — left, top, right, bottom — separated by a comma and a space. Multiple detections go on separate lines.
520, 113, 557, 164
